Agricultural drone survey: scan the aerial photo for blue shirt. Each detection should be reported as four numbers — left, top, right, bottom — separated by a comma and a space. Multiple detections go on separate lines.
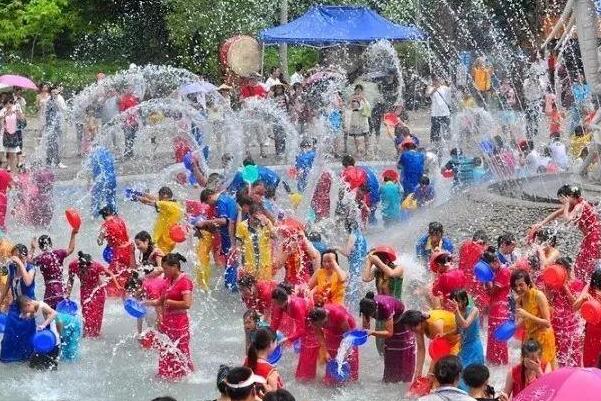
380, 181, 402, 220
216, 193, 238, 249
8, 262, 36, 300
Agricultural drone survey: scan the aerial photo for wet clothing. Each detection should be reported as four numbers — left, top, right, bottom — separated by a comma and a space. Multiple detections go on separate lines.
520, 287, 556, 366
313, 268, 345, 306
583, 290, 601, 367
236, 221, 273, 280
380, 181, 402, 224
322, 304, 359, 385
486, 267, 511, 365
101, 216, 133, 298
34, 249, 68, 309
346, 229, 367, 313
572, 199, 601, 282
425, 309, 461, 356
68, 260, 107, 337
415, 235, 454, 264
398, 150, 425, 194
153, 200, 184, 254
457, 304, 484, 369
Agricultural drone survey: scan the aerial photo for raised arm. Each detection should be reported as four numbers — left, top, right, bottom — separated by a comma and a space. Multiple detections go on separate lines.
13, 257, 34, 286
362, 257, 375, 282
66, 230, 78, 256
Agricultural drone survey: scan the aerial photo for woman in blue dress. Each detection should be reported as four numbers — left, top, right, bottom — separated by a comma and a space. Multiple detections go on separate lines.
450, 289, 484, 390
338, 219, 368, 313
0, 244, 36, 362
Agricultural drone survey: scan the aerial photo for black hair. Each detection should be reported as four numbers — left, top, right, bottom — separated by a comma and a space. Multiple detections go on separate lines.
236, 192, 255, 208
151, 397, 177, 401
472, 229, 488, 243
77, 251, 92, 272
557, 184, 581, 198
521, 338, 541, 356
480, 246, 498, 265
536, 228, 557, 247
450, 289, 469, 306
308, 307, 327, 323
12, 243, 28, 258
450, 148, 461, 157
38, 235, 52, 251
419, 176, 430, 185
433, 355, 463, 385
247, 328, 276, 371
510, 269, 532, 290
462, 363, 490, 388
307, 232, 321, 242
263, 389, 296, 401
555, 256, 572, 271
359, 291, 377, 318
321, 248, 339, 265
473, 156, 482, 166
237, 272, 257, 289
341, 155, 355, 168
134, 230, 155, 264
225, 367, 255, 401
242, 157, 256, 167
591, 267, 601, 290
158, 186, 173, 199
162, 253, 187, 269
217, 364, 231, 395
200, 188, 216, 203
354, 84, 364, 91
243, 309, 260, 323
497, 232, 515, 247
98, 206, 116, 219
428, 221, 444, 235
574, 125, 584, 135
271, 282, 293, 303
248, 203, 262, 217
399, 309, 428, 328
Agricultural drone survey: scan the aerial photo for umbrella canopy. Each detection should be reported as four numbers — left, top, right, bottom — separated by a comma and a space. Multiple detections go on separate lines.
0, 75, 37, 90
514, 367, 601, 401
180, 81, 217, 96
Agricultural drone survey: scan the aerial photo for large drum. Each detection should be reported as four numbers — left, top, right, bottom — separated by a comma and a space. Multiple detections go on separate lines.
220, 35, 261, 78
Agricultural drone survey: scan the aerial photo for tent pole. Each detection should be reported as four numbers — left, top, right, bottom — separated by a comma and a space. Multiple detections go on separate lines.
261, 43, 265, 77
426, 40, 432, 75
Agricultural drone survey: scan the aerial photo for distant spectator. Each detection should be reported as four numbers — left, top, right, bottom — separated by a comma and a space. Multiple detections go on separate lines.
418, 355, 476, 401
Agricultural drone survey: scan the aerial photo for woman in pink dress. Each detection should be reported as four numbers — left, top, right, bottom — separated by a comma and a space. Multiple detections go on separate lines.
32, 230, 78, 309
270, 285, 316, 381
308, 303, 359, 385
97, 206, 134, 298
539, 257, 583, 367
531, 185, 601, 282
66, 251, 120, 337
0, 168, 12, 232
147, 253, 194, 380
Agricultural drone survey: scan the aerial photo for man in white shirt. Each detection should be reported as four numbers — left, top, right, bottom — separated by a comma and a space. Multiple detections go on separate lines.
290, 63, 304, 86
548, 132, 568, 170
264, 66, 282, 90
426, 76, 452, 146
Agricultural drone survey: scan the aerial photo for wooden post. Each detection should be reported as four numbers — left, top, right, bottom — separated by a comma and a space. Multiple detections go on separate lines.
279, 0, 289, 78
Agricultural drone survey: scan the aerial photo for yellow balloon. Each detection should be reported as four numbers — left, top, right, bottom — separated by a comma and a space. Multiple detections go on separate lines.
289, 193, 303, 208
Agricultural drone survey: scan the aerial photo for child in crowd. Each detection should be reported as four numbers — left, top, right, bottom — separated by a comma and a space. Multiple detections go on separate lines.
570, 125, 592, 158
548, 132, 568, 170
462, 364, 497, 401
394, 126, 419, 155
414, 176, 435, 207
442, 148, 475, 187
344, 92, 371, 156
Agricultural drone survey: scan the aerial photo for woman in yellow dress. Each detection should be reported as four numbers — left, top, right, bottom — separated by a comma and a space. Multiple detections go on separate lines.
235, 204, 275, 281
400, 308, 460, 381
139, 186, 183, 253
511, 269, 558, 369
308, 249, 347, 306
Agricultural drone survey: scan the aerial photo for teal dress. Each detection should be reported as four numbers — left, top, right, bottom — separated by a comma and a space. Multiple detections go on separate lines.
57, 312, 82, 360
345, 229, 368, 313
458, 304, 485, 390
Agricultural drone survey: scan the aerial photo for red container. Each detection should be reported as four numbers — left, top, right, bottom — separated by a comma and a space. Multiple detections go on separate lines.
542, 264, 567, 289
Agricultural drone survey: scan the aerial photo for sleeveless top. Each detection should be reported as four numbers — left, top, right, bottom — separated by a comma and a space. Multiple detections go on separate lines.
426, 309, 460, 345
244, 358, 283, 389
375, 267, 403, 299
461, 304, 480, 345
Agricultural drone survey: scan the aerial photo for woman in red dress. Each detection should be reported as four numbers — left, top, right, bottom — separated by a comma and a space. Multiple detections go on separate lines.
531, 185, 601, 282
237, 272, 277, 320
97, 206, 134, 297
270, 286, 316, 381
480, 248, 511, 365
540, 257, 583, 367
147, 253, 194, 380
574, 268, 601, 367
278, 231, 319, 286
66, 251, 120, 337
244, 327, 283, 391
308, 303, 359, 385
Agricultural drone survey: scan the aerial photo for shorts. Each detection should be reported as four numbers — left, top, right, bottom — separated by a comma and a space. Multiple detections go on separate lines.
2, 131, 21, 153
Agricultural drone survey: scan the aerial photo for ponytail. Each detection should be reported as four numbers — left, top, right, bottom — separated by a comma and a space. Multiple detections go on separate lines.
359, 291, 377, 318
399, 310, 428, 328
271, 282, 293, 303
163, 252, 187, 269
247, 328, 275, 370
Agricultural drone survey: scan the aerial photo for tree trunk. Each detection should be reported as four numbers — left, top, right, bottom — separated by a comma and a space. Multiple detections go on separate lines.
279, 0, 288, 78
574, 0, 601, 94
30, 35, 38, 60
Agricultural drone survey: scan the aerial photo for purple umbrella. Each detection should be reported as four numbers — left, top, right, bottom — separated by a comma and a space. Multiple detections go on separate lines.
0, 75, 38, 90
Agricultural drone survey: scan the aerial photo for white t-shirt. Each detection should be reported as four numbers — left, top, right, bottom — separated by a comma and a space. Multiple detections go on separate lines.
428, 85, 451, 117
549, 141, 568, 169
265, 77, 280, 90
290, 72, 304, 86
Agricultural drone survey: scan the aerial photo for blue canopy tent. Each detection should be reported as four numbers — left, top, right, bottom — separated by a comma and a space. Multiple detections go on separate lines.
259, 5, 427, 46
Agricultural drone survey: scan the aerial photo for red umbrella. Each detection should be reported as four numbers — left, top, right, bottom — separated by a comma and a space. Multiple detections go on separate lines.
0, 75, 37, 90
514, 367, 601, 401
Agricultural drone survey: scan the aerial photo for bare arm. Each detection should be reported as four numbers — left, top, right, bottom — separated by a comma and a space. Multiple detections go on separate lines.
573, 283, 591, 311
455, 304, 479, 329
368, 317, 393, 339
369, 254, 403, 278
164, 291, 192, 310
38, 302, 57, 330
0, 276, 9, 306
307, 270, 318, 290
332, 261, 348, 282
414, 331, 426, 379
66, 230, 77, 256
362, 258, 375, 282
13, 257, 34, 286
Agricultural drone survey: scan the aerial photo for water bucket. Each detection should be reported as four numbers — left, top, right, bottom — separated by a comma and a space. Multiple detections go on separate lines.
373, 245, 397, 262
65, 208, 81, 231
56, 299, 78, 315
474, 261, 494, 283
581, 299, 601, 324
343, 329, 369, 347
428, 337, 452, 361
494, 320, 517, 341
32, 330, 57, 354
124, 297, 147, 319
266, 344, 282, 365
542, 265, 567, 289
326, 359, 351, 382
